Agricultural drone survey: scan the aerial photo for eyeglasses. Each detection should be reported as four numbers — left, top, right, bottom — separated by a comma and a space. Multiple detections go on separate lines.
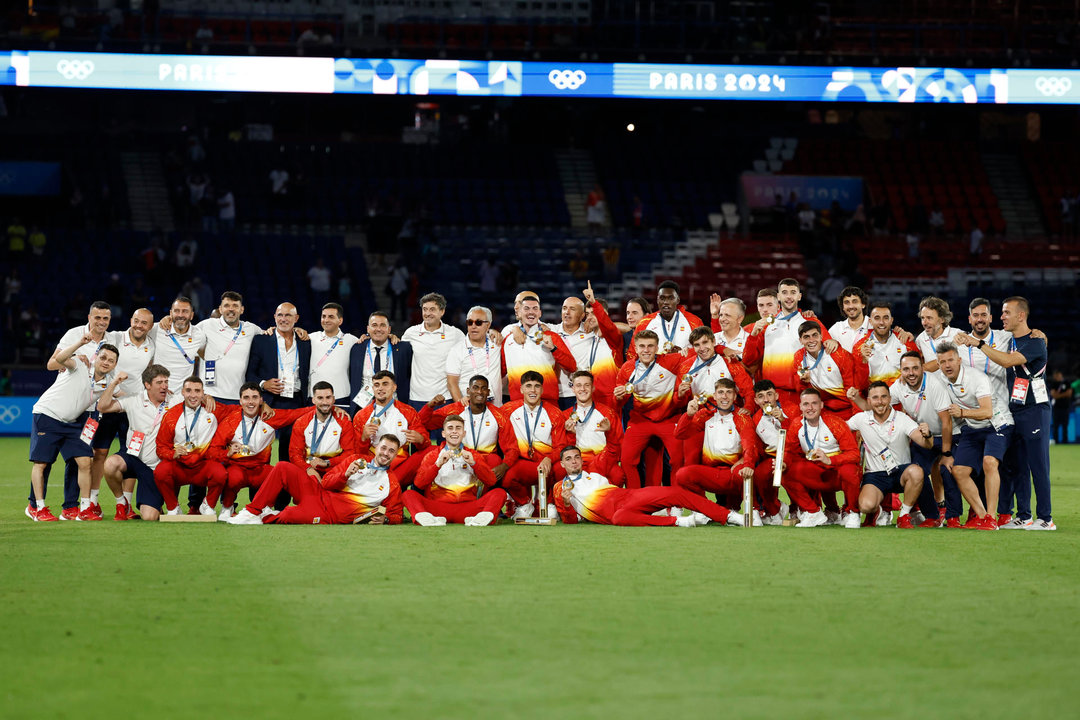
466, 319, 489, 326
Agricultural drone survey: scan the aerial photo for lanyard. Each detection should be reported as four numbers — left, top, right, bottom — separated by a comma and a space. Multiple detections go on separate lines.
310, 416, 333, 455
659, 312, 681, 345
220, 323, 244, 358
168, 333, 196, 364
576, 404, 596, 427
927, 328, 949, 355
184, 407, 202, 442
912, 373, 927, 416
588, 336, 599, 367
967, 331, 992, 373
468, 406, 488, 449
868, 411, 898, 443
240, 415, 257, 446
688, 355, 716, 376
802, 349, 826, 373
803, 420, 821, 451
467, 340, 491, 370
372, 401, 393, 421
523, 404, 544, 452
778, 310, 800, 323
315, 334, 342, 369
276, 333, 299, 380
151, 402, 167, 432
630, 361, 656, 387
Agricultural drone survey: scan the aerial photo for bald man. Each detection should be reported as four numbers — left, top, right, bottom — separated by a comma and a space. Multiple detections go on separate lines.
246, 302, 312, 462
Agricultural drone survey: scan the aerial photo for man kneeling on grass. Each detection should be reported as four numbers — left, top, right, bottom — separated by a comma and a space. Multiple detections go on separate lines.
228, 435, 403, 525
553, 446, 743, 527
403, 415, 507, 526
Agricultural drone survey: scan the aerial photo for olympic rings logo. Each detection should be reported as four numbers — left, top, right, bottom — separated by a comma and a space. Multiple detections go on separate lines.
1035, 76, 1072, 96
56, 60, 95, 80
0, 405, 21, 424
548, 69, 587, 90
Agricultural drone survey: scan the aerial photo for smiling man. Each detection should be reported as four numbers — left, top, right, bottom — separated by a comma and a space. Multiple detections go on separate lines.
348, 311, 413, 413
627, 281, 703, 361
246, 302, 311, 464
307, 302, 359, 408
150, 296, 207, 408
401, 292, 465, 411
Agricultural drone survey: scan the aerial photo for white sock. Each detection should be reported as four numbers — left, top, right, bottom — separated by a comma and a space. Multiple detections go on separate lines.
900, 504, 912, 517
123, 492, 133, 506
89, 489, 99, 504
79, 498, 90, 511
36, 498, 47, 509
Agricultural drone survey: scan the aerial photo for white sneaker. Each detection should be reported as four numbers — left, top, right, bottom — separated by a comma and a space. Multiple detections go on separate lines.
227, 508, 263, 525
690, 511, 711, 526
464, 511, 495, 527
198, 500, 216, 517
675, 515, 697, 527
217, 505, 235, 523
413, 511, 446, 527
668, 506, 683, 518
512, 502, 535, 520
761, 511, 783, 526
750, 510, 763, 526
1000, 517, 1033, 529
1025, 518, 1057, 531
875, 508, 892, 526
546, 503, 558, 520
796, 510, 829, 528
843, 512, 861, 529
165, 506, 182, 516
824, 509, 841, 526
725, 512, 745, 527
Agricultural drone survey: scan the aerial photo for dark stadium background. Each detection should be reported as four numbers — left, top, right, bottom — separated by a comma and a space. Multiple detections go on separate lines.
1, 1, 1078, 438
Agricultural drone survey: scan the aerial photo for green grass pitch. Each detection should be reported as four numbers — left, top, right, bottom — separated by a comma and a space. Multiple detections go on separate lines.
1, 437, 1077, 719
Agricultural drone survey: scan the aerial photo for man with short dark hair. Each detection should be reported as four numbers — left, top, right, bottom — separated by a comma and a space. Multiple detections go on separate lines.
501, 371, 567, 518
851, 301, 918, 391
793, 320, 857, 418
419, 375, 518, 479
195, 291, 262, 404
554, 446, 742, 527
27, 338, 119, 521
348, 311, 413, 413
307, 302, 358, 408
150, 296, 207, 408
501, 295, 577, 404
352, 370, 432, 486
404, 415, 507, 526
401, 292, 465, 411
626, 281, 703, 361
557, 370, 624, 486
828, 286, 871, 353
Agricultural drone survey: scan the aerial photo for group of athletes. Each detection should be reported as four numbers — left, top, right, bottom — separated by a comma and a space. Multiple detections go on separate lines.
25, 275, 1055, 530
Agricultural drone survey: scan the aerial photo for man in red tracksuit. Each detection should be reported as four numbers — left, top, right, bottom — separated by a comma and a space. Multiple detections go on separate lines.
419, 375, 518, 481
614, 330, 685, 488
792, 321, 858, 418
352, 370, 432, 486
556, 370, 624, 486
553, 446, 743, 527
501, 371, 567, 517
287, 381, 359, 480
228, 434, 403, 525
782, 387, 862, 527
403, 415, 508, 526
673, 378, 760, 517
154, 376, 230, 516
207, 381, 314, 520
747, 379, 799, 524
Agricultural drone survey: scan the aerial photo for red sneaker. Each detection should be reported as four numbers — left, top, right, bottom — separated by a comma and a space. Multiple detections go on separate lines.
897, 514, 916, 529
36, 506, 59, 521
90, 502, 103, 518
945, 517, 962, 528
963, 513, 981, 528
975, 515, 999, 531
918, 516, 942, 528
124, 505, 139, 520
938, 506, 947, 521
76, 508, 102, 521
25, 503, 37, 520
60, 507, 79, 521
996, 513, 1013, 527
113, 503, 129, 521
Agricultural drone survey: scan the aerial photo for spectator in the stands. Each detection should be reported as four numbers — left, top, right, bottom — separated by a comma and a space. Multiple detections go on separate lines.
186, 135, 206, 166
6, 216, 27, 263
1051, 370, 1073, 444
176, 236, 197, 274
269, 166, 289, 196
845, 203, 867, 237
796, 203, 816, 258
308, 257, 333, 310
337, 261, 353, 305
586, 184, 608, 237
3, 268, 20, 306
388, 258, 411, 323
906, 232, 920, 261
632, 196, 645, 237
969, 225, 984, 259
218, 188, 236, 234
28, 225, 46, 257
928, 207, 945, 237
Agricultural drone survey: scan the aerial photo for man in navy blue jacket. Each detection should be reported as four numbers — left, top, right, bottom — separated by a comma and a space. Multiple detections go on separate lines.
349, 310, 412, 415
246, 302, 311, 463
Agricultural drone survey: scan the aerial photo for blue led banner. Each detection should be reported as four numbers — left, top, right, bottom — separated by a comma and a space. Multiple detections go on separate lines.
2, 50, 1079, 104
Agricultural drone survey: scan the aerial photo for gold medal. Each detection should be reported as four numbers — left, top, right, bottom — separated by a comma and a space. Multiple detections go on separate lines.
806, 452, 815, 461
239, 444, 253, 456
625, 383, 635, 394
764, 403, 774, 415
371, 417, 381, 427
182, 441, 195, 452
357, 458, 368, 470
766, 315, 775, 325
663, 342, 675, 353
564, 478, 575, 491
696, 392, 711, 405
569, 412, 579, 424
